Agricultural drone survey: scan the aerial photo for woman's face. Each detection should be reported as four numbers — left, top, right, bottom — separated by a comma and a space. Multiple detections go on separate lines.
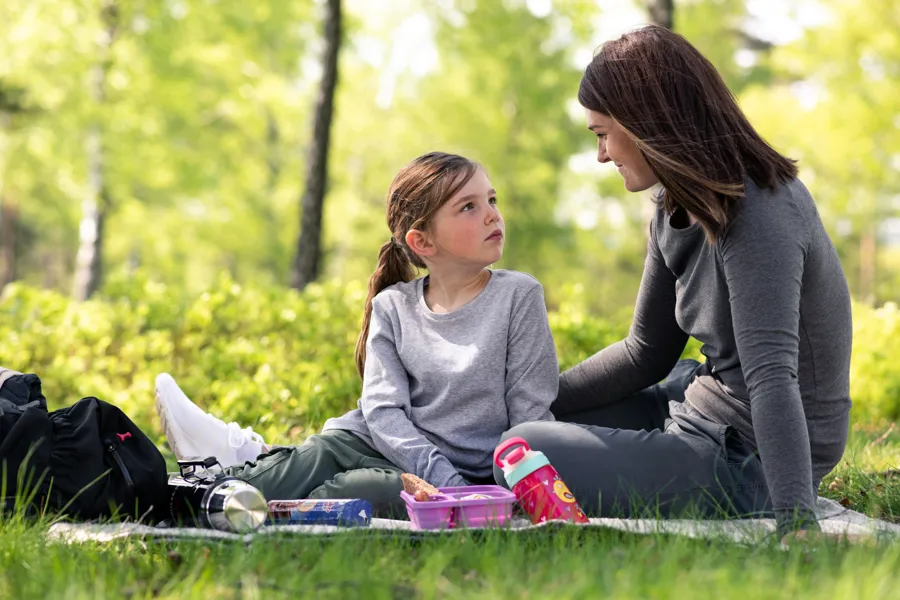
586, 110, 659, 192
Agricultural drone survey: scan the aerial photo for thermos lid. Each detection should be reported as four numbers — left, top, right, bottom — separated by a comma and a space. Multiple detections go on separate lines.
204, 480, 268, 532
221, 485, 268, 532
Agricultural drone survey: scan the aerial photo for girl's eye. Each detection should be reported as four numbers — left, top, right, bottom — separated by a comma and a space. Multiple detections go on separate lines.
489, 197, 498, 205
461, 202, 475, 212
596, 133, 607, 139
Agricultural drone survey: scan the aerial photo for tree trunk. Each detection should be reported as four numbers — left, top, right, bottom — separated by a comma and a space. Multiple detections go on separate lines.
264, 109, 283, 276
0, 84, 17, 289
0, 196, 17, 289
73, 1, 117, 301
291, 0, 342, 290
72, 122, 108, 301
647, 0, 674, 29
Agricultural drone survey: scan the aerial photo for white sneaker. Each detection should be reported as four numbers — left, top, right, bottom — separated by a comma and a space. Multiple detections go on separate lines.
154, 373, 267, 468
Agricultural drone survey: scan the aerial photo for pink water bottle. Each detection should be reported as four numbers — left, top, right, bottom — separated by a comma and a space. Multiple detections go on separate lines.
493, 437, 589, 525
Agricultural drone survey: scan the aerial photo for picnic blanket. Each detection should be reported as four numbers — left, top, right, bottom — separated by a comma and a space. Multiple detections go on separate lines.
45, 497, 900, 545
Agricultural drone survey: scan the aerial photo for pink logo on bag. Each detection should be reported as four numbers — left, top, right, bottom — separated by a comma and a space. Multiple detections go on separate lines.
116, 432, 132, 443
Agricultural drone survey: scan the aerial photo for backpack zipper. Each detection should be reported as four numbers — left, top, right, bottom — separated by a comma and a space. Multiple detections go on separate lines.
105, 441, 135, 491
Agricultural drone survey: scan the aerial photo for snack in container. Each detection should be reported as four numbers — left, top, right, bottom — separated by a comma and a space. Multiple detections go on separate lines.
401, 473, 440, 498
267, 498, 372, 527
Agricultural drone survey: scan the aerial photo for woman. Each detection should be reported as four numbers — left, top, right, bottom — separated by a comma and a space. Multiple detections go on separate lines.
494, 26, 852, 539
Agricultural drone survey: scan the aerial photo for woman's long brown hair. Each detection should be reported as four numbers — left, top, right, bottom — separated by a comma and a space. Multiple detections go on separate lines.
578, 25, 797, 242
354, 152, 478, 378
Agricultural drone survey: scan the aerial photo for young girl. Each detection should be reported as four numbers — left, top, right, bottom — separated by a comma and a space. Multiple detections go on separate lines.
155, 152, 559, 516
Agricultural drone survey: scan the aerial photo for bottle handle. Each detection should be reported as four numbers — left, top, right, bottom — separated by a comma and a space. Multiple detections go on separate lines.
493, 436, 530, 468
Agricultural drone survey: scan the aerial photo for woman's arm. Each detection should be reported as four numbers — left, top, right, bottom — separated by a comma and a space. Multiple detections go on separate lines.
720, 190, 818, 535
555, 218, 688, 415
504, 285, 559, 427
360, 301, 467, 488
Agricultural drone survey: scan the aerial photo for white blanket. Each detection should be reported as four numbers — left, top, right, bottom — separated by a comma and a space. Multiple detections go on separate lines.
45, 497, 900, 545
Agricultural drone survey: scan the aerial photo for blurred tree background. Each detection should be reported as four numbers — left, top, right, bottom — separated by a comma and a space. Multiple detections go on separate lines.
2, 0, 898, 309
2, 0, 899, 436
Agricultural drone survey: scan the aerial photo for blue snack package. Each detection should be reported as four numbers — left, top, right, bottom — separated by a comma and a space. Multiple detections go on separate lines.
266, 499, 372, 527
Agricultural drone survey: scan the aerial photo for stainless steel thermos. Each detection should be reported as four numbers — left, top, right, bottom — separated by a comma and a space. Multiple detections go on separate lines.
166, 458, 268, 532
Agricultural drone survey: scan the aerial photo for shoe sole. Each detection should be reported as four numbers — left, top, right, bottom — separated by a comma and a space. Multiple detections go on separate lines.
155, 378, 189, 461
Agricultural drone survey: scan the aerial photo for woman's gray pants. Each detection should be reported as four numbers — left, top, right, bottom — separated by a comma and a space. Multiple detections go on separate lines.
494, 360, 774, 520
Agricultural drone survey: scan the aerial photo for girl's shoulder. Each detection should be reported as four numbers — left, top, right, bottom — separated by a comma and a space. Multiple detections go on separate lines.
371, 277, 421, 312
491, 269, 541, 289
488, 269, 544, 294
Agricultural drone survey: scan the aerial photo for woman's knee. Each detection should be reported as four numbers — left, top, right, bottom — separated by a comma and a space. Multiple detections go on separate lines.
494, 421, 583, 487
500, 421, 560, 445
502, 421, 588, 454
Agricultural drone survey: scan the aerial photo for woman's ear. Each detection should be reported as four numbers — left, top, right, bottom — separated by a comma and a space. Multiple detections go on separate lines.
405, 229, 435, 259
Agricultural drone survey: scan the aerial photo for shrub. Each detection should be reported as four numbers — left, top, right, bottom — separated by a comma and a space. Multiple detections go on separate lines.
0, 278, 896, 445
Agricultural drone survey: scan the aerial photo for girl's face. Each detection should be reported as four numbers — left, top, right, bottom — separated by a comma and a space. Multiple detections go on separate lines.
425, 168, 504, 267
586, 110, 659, 192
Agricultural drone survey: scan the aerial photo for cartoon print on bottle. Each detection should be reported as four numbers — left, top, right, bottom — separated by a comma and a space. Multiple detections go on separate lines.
552, 475, 576, 504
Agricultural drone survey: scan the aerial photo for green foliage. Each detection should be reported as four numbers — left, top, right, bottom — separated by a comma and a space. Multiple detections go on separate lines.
849, 301, 900, 422
1, 280, 897, 446
0, 276, 364, 443
740, 0, 900, 304
5, 0, 899, 313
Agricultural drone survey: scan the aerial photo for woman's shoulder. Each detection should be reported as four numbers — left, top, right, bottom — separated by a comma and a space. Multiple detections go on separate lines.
742, 177, 815, 214
724, 177, 816, 242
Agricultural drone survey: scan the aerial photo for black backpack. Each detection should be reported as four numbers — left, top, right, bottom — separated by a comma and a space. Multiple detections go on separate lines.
1, 372, 168, 521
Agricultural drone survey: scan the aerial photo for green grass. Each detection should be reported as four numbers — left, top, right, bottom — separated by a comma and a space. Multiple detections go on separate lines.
3, 423, 900, 600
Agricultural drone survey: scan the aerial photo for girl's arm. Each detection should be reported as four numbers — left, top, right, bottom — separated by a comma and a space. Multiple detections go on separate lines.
504, 285, 558, 427
554, 218, 688, 415
359, 300, 467, 488
720, 190, 818, 536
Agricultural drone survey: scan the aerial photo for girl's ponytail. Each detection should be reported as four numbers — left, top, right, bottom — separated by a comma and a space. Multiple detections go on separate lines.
354, 239, 414, 378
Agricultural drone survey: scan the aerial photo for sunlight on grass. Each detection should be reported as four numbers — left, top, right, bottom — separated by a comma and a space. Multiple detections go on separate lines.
2, 426, 899, 598
2, 524, 900, 599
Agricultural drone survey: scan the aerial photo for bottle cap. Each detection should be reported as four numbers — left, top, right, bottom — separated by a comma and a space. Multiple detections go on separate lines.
494, 437, 531, 469
494, 437, 550, 488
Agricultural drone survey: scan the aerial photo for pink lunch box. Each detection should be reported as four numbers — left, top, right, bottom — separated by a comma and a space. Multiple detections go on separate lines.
400, 485, 517, 530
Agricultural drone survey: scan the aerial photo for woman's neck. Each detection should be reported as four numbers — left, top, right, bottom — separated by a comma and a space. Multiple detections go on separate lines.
424, 267, 492, 314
